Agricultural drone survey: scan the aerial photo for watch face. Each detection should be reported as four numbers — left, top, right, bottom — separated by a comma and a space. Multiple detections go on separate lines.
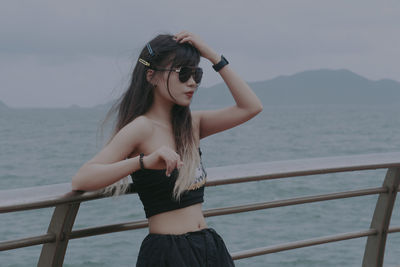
213, 55, 229, 71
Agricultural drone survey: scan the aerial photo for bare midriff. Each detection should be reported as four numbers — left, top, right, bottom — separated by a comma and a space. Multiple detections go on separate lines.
148, 203, 207, 234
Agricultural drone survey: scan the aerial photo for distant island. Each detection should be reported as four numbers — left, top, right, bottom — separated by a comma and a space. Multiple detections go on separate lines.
192, 69, 400, 106
3, 69, 400, 109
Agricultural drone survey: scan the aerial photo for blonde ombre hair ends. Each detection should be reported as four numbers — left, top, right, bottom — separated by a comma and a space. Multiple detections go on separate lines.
172, 134, 200, 200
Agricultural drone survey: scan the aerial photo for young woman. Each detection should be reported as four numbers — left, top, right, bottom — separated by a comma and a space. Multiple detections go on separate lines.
72, 31, 263, 266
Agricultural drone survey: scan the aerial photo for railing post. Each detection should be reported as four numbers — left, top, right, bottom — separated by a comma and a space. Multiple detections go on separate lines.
362, 167, 400, 267
38, 203, 80, 267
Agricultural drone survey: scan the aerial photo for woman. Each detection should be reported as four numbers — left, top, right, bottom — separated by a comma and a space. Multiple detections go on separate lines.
72, 31, 263, 266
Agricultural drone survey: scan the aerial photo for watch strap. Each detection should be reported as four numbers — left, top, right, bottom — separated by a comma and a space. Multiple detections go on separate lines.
212, 55, 229, 72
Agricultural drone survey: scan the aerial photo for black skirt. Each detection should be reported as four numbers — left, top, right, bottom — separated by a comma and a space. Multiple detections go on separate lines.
136, 228, 235, 267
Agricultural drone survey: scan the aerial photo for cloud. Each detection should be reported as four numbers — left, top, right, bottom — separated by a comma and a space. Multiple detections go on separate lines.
1, 0, 400, 107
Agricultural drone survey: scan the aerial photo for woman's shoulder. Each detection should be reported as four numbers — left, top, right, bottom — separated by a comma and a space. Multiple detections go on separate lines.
191, 110, 201, 120
191, 111, 201, 129
123, 115, 155, 136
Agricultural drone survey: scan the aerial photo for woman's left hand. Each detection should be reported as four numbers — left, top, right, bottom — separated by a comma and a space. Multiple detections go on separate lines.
174, 31, 220, 64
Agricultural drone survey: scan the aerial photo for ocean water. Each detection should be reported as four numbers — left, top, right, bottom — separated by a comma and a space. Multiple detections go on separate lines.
1, 104, 400, 266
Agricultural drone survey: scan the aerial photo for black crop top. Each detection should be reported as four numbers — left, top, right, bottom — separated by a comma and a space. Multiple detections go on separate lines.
130, 149, 207, 218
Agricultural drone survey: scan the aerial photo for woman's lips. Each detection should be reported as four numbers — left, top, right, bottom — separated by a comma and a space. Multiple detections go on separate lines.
185, 92, 194, 98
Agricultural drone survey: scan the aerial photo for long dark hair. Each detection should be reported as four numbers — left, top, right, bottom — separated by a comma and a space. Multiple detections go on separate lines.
104, 34, 201, 198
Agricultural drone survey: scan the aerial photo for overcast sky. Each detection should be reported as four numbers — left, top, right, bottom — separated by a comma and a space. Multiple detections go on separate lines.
1, 0, 399, 107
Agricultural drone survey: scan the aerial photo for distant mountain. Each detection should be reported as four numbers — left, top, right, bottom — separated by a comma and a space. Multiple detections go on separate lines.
192, 69, 400, 106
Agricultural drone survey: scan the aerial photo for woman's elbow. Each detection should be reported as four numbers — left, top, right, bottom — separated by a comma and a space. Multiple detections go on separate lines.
256, 103, 263, 114
249, 103, 263, 117
71, 164, 91, 191
71, 174, 85, 191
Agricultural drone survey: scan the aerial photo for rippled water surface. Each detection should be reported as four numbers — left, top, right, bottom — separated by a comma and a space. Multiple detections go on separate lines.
1, 104, 400, 266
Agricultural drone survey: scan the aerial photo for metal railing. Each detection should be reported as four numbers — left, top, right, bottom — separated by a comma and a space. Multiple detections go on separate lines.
1, 152, 400, 266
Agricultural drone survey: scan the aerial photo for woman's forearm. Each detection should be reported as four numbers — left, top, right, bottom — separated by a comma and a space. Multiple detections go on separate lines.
208, 53, 263, 114
218, 64, 263, 114
71, 156, 140, 191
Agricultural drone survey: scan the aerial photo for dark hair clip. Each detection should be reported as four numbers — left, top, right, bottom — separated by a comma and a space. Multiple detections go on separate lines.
146, 43, 155, 57
138, 43, 155, 68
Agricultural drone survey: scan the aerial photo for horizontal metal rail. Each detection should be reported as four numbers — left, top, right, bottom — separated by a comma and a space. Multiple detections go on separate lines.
2, 152, 400, 213
388, 227, 400, 234
203, 186, 387, 217
0, 234, 55, 251
69, 220, 149, 240
1, 186, 397, 251
3, 224, 399, 253
231, 229, 378, 260
0, 185, 104, 213
206, 152, 400, 186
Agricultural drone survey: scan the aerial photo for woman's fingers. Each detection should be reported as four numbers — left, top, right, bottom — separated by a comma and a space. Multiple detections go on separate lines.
143, 146, 182, 175
173, 31, 217, 62
162, 148, 181, 177
174, 31, 196, 44
174, 30, 190, 41
177, 160, 184, 169
165, 159, 173, 177
165, 156, 176, 176
178, 36, 193, 44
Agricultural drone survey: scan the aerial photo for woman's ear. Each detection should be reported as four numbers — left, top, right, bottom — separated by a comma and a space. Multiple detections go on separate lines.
146, 69, 155, 83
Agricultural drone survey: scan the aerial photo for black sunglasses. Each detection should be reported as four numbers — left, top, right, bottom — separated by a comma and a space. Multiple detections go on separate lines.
154, 66, 203, 84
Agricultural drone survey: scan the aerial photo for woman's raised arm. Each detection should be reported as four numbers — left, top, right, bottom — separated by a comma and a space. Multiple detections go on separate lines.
175, 31, 263, 139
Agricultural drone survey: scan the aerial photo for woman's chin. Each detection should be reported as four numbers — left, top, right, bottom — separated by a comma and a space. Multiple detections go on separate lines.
175, 100, 192, 107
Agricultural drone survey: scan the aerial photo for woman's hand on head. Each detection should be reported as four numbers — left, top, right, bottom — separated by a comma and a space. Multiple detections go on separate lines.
143, 146, 183, 177
174, 31, 220, 64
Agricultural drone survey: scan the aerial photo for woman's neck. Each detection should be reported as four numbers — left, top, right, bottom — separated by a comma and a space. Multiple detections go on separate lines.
145, 94, 174, 126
